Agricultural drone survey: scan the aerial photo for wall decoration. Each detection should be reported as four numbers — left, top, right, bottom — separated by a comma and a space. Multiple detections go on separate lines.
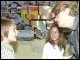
21, 6, 28, 14
39, 6, 52, 19
28, 6, 38, 19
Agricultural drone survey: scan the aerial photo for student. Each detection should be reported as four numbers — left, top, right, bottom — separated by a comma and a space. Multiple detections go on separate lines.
42, 22, 73, 59
1, 19, 18, 59
51, 1, 79, 59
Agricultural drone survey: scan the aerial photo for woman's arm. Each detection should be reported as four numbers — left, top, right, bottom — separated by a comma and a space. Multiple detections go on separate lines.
63, 44, 73, 59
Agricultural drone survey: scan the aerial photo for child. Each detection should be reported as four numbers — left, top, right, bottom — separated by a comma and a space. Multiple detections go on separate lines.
1, 19, 18, 59
42, 22, 73, 59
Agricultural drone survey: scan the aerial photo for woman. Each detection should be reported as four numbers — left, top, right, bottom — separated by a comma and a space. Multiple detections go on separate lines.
51, 1, 79, 59
42, 21, 73, 59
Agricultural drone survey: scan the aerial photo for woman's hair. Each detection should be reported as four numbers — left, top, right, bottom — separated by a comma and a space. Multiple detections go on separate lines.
1, 19, 16, 38
52, 1, 79, 16
46, 21, 67, 49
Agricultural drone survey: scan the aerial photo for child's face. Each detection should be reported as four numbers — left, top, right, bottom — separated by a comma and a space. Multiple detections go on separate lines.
50, 27, 60, 41
8, 25, 18, 41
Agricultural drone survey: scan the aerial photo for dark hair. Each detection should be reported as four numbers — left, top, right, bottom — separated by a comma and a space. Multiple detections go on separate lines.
46, 21, 67, 49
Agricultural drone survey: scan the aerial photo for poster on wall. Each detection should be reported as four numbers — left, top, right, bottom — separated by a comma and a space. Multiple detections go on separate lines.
39, 6, 52, 19
28, 6, 38, 20
21, 6, 29, 25
21, 6, 28, 14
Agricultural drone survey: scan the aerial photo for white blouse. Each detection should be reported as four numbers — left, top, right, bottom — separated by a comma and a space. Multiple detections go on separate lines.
42, 42, 65, 59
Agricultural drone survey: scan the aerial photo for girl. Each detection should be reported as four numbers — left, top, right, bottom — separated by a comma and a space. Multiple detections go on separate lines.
42, 21, 73, 59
